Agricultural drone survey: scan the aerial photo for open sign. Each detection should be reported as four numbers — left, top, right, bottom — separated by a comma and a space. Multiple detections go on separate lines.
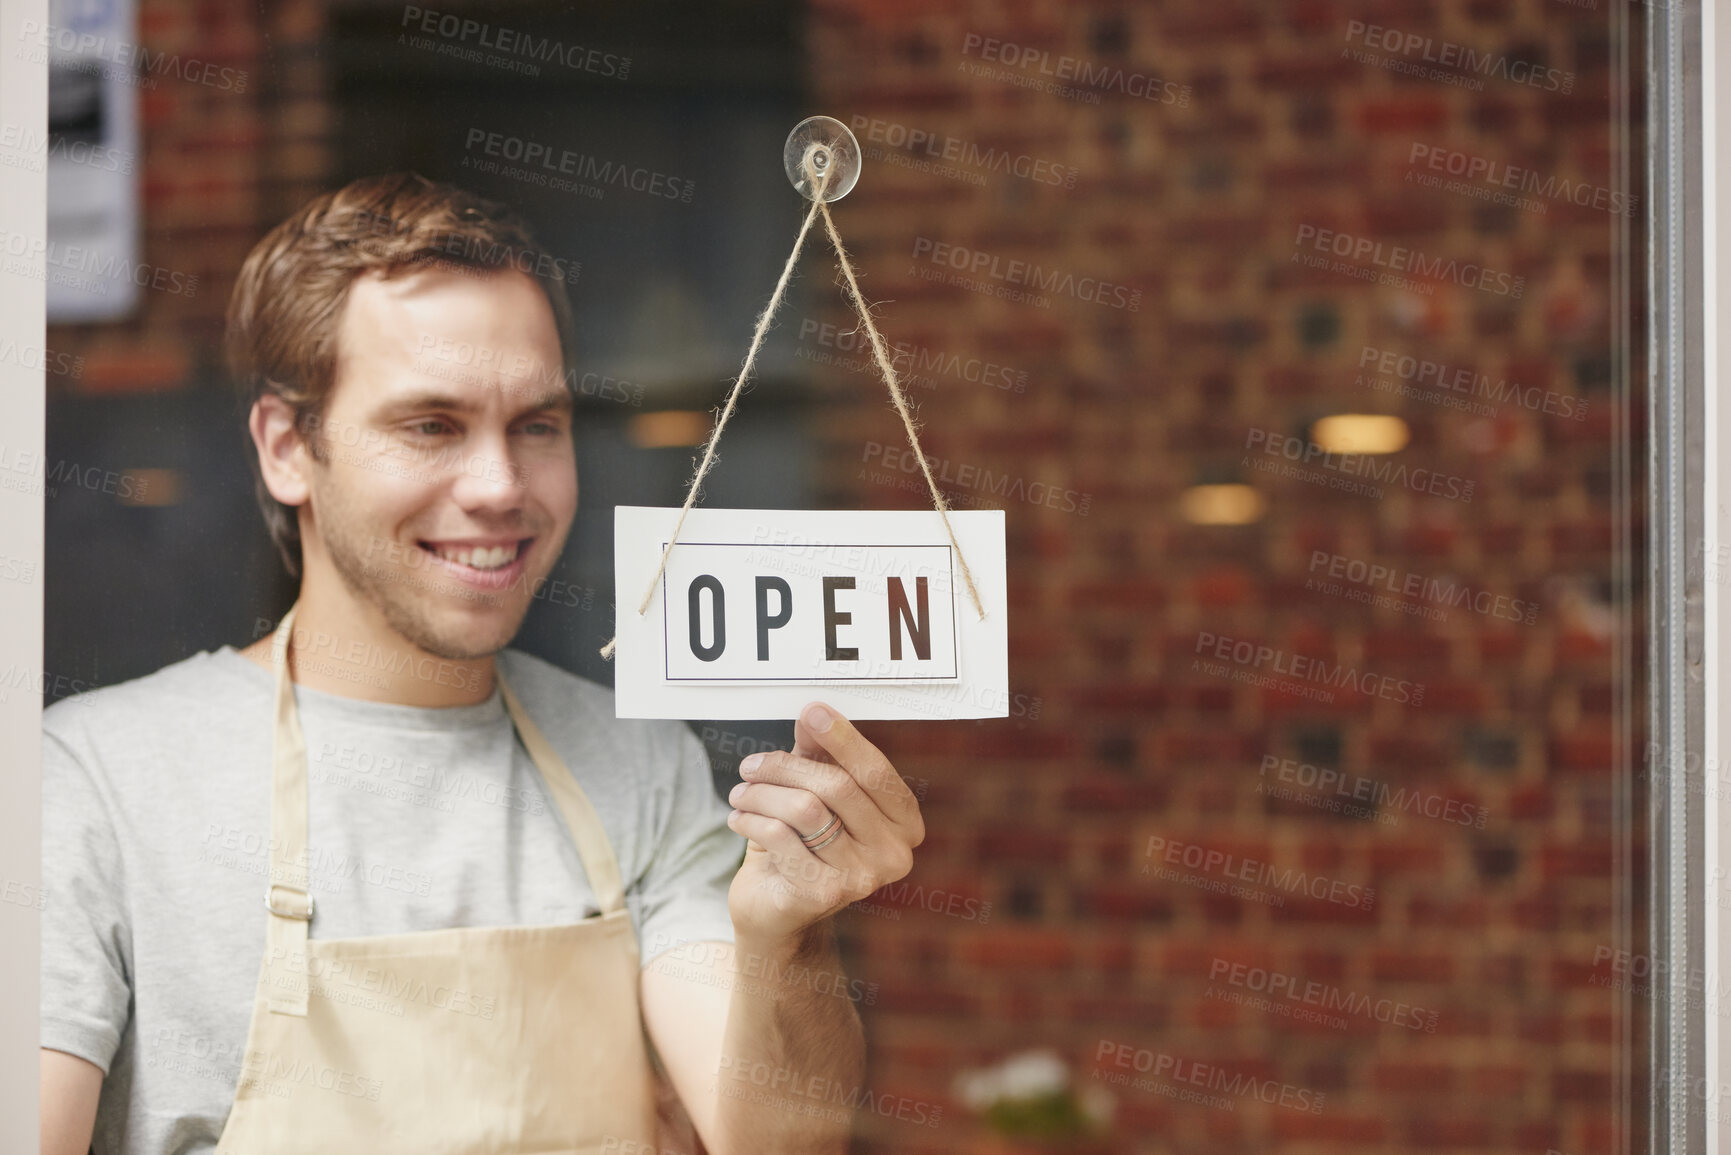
612, 507, 1008, 720
663, 542, 958, 682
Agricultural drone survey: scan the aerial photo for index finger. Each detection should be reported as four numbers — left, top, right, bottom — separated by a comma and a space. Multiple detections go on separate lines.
793, 702, 921, 823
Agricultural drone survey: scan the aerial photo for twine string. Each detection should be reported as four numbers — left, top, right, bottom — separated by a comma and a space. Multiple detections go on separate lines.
599, 141, 985, 661
813, 190, 987, 625
596, 160, 829, 661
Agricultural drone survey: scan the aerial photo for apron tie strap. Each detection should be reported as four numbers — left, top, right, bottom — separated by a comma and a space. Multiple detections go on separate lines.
265, 604, 314, 1017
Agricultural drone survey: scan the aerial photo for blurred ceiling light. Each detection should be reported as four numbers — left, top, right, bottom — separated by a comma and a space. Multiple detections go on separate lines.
1310, 414, 1410, 454
627, 410, 711, 449
1179, 483, 1265, 526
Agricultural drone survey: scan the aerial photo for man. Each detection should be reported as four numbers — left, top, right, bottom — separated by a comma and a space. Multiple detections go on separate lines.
40, 173, 925, 1154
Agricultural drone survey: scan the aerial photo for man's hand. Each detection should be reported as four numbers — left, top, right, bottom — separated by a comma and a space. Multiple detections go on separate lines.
646, 703, 907, 1153
724, 702, 925, 942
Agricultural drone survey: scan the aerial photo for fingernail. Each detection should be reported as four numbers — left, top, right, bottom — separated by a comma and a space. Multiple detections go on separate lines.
728, 783, 746, 804
803, 703, 835, 733
740, 753, 765, 774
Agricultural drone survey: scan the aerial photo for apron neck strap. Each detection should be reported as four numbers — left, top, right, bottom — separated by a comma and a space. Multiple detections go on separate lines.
493, 674, 627, 914
263, 602, 630, 981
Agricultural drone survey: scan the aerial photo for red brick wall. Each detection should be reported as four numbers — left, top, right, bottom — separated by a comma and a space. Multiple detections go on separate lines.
808, 1, 1639, 1151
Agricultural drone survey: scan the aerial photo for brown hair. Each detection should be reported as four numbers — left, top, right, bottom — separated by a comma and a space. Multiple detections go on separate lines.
227, 172, 576, 577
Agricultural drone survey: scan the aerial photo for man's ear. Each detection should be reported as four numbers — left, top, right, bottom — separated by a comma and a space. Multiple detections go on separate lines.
250, 393, 314, 509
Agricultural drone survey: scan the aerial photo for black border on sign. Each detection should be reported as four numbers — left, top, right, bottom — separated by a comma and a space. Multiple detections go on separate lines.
658, 541, 961, 682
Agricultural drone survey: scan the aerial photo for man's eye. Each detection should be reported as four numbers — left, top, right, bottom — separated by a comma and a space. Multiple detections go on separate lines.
410, 419, 453, 436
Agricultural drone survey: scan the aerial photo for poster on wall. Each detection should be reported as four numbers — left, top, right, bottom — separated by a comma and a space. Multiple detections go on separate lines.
39, 0, 140, 322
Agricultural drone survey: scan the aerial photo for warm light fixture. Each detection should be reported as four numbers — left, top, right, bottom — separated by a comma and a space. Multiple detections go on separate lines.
1179, 483, 1265, 525
1309, 414, 1409, 454
117, 468, 183, 507
627, 410, 711, 449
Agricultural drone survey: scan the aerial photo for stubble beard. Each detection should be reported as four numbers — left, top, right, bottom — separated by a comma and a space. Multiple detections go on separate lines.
314, 497, 541, 663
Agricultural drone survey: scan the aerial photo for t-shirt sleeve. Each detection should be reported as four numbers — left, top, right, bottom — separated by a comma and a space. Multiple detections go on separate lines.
39, 726, 133, 1074
631, 724, 745, 968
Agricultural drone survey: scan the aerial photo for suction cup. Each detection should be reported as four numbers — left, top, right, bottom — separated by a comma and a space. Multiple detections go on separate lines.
784, 115, 861, 202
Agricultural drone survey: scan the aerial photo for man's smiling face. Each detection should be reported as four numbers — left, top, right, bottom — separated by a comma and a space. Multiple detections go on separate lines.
296, 263, 577, 661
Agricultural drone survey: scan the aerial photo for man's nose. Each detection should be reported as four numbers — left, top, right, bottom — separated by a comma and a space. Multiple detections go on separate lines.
447, 432, 528, 511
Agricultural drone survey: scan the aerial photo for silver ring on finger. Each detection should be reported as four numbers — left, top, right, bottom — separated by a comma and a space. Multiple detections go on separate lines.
803, 821, 845, 852
799, 810, 841, 847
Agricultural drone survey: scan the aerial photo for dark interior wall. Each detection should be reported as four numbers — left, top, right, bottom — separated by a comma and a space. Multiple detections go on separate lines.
44, 0, 815, 712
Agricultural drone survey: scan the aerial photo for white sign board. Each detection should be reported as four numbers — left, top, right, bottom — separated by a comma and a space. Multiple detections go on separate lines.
612, 507, 1008, 720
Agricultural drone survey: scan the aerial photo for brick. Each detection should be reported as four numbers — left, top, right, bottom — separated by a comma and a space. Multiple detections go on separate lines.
1256, 56, 1364, 92
1063, 994, 1168, 1026
1407, 1117, 1494, 1146
974, 828, 1070, 866
1060, 779, 1169, 811
1066, 579, 1168, 609
1510, 897, 1563, 931
1186, 685, 1236, 713
1373, 1062, 1456, 1093
1191, 990, 1246, 1031
1078, 682, 1171, 714
76, 345, 193, 393
1478, 630, 1525, 664
1164, 213, 1266, 247
1366, 197, 1449, 236
1085, 932, 1134, 972
1071, 884, 1174, 922
1539, 842, 1613, 880
1356, 97, 1452, 135
1369, 842, 1446, 874
1361, 630, 1451, 663
1167, 941, 1261, 977
1298, 840, 1347, 870
957, 928, 1074, 971
1406, 895, 1488, 929
1194, 565, 1255, 607
1507, 786, 1552, 820
1551, 1067, 1613, 1102
1469, 1064, 1529, 1096
1366, 734, 1452, 771
1271, 896, 1380, 926
871, 983, 981, 1016
1264, 366, 1322, 397
1370, 950, 1454, 983
1271, 1113, 1388, 1142
1168, 112, 1267, 146
1548, 733, 1614, 774
949, 728, 1078, 759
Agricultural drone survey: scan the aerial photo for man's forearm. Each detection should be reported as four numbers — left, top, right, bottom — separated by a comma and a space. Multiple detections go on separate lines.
707, 919, 865, 1155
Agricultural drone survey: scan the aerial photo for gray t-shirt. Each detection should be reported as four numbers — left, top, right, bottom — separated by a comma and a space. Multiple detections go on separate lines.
41, 643, 745, 1155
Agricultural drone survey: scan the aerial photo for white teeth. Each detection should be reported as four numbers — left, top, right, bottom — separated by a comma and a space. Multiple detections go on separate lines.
431, 542, 520, 570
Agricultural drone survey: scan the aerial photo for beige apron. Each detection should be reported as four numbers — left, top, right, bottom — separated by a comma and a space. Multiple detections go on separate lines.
215, 604, 660, 1154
